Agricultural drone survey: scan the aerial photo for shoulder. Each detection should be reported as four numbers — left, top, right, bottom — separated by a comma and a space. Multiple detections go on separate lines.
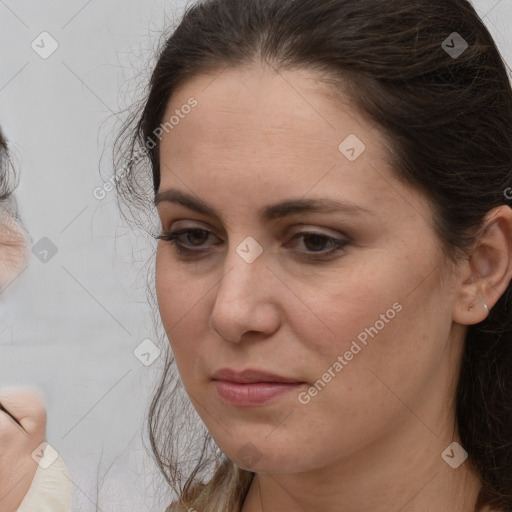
16, 445, 72, 512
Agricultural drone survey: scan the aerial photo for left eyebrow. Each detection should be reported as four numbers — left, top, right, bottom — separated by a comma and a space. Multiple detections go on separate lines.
261, 197, 375, 220
154, 188, 375, 221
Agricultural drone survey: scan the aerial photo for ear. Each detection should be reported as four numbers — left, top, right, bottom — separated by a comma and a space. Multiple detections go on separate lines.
0, 209, 30, 293
453, 205, 512, 325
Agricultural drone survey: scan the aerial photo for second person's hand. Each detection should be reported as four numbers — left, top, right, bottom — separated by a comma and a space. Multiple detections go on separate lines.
0, 388, 47, 512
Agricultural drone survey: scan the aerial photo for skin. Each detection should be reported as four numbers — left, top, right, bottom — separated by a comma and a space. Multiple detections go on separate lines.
0, 210, 29, 292
0, 389, 47, 512
155, 63, 512, 512
0, 212, 45, 511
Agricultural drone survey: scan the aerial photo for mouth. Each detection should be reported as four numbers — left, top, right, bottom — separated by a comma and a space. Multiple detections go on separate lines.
211, 368, 306, 407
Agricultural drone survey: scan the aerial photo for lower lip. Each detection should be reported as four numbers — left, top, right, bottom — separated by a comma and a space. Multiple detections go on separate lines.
213, 380, 304, 407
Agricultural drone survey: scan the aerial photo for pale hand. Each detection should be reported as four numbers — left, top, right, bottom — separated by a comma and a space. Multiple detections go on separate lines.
0, 388, 47, 512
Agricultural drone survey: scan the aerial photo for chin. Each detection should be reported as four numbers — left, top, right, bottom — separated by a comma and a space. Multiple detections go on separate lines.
215, 433, 320, 474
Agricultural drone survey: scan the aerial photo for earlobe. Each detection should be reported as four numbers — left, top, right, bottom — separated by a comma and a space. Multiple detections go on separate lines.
455, 290, 490, 326
462, 296, 489, 321
453, 205, 512, 326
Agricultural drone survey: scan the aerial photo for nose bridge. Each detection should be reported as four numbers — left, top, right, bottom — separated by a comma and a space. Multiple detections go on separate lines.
216, 240, 267, 308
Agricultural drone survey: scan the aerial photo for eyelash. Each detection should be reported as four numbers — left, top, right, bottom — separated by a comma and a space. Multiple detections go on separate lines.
155, 228, 348, 260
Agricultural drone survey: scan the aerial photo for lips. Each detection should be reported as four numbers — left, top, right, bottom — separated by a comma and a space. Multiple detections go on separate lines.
211, 368, 305, 407
211, 367, 302, 384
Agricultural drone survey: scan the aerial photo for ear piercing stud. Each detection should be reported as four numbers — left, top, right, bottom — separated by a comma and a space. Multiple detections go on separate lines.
466, 301, 489, 316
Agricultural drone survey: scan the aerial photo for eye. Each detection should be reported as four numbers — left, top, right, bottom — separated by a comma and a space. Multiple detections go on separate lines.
156, 226, 349, 260
285, 230, 349, 259
155, 228, 219, 256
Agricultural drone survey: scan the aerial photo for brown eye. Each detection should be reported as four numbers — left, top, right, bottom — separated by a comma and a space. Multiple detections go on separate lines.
155, 228, 220, 256
184, 229, 210, 246
286, 231, 349, 258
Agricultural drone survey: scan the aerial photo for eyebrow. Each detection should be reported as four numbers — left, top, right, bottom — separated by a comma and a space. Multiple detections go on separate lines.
154, 188, 375, 220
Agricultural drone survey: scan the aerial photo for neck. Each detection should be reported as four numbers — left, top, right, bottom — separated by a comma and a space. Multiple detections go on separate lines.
241, 431, 483, 512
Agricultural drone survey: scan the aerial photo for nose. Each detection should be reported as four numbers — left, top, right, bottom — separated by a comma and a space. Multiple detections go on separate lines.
208, 245, 281, 343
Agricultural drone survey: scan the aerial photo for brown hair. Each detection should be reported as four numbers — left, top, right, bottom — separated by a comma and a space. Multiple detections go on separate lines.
0, 127, 30, 290
114, 0, 512, 510
0, 128, 16, 205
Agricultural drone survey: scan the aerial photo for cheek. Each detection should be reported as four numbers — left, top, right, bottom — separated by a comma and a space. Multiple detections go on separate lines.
282, 252, 406, 360
155, 250, 213, 381
312, 243, 444, 343
260, 279, 449, 469
289, 246, 450, 405
0, 215, 29, 290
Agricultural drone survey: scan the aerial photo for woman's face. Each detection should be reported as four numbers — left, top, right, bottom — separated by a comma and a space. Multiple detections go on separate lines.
155, 63, 467, 474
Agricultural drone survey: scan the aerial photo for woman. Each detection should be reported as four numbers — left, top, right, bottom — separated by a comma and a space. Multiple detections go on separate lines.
6, 0, 512, 510
113, 0, 512, 511
0, 129, 72, 511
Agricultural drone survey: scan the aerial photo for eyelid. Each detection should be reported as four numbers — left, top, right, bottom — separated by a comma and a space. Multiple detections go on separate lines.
166, 218, 224, 233
287, 224, 348, 239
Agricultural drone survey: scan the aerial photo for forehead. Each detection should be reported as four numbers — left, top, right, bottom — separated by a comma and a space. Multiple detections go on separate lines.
157, 64, 426, 225
162, 63, 376, 149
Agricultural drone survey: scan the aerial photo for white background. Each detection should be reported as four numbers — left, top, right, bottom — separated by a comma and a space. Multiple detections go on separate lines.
0, 0, 511, 510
